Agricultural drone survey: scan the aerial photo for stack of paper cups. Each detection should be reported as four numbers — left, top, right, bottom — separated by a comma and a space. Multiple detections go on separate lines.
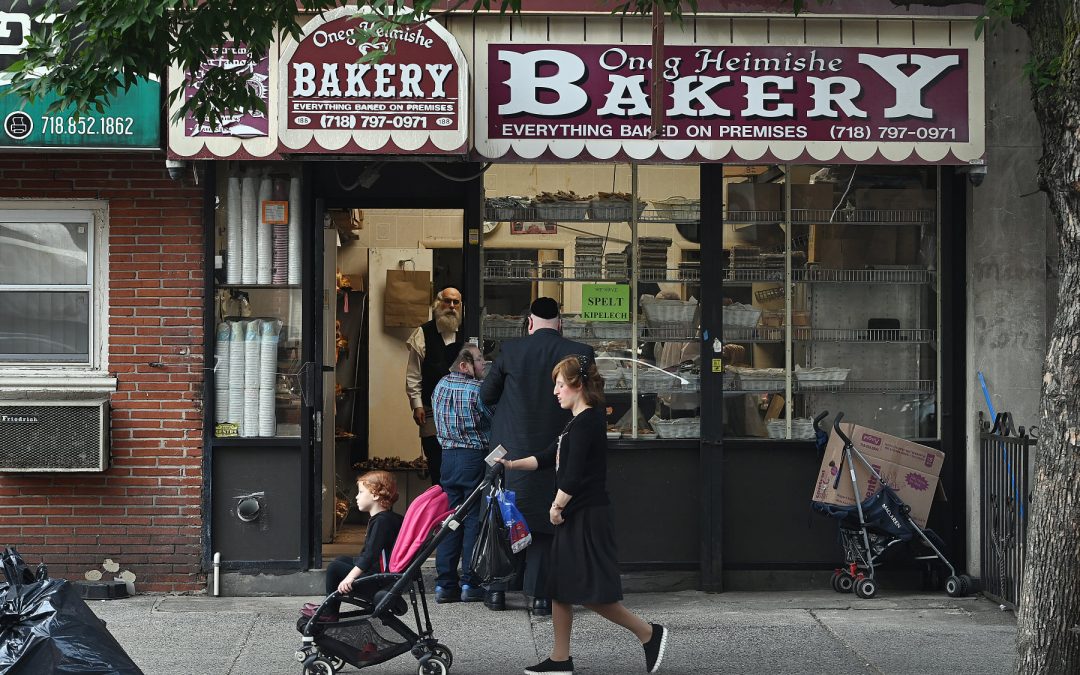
228, 320, 246, 430
214, 322, 231, 424
259, 319, 281, 436
240, 176, 258, 284
226, 177, 242, 284
256, 175, 272, 285
241, 320, 262, 437
288, 177, 301, 284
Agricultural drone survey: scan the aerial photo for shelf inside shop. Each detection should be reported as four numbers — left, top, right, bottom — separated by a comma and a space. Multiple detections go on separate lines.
217, 284, 302, 289
722, 327, 783, 343
724, 209, 933, 226
605, 379, 700, 395
483, 206, 699, 224
802, 267, 935, 284
722, 268, 794, 285
484, 265, 699, 284
724, 379, 936, 395
793, 328, 936, 343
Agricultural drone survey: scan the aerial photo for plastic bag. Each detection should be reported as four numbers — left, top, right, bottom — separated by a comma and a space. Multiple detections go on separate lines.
1, 547, 144, 675
469, 481, 516, 583
496, 488, 532, 553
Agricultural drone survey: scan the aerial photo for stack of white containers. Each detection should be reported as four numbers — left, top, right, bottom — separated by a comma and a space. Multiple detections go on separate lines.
240, 176, 258, 284
241, 320, 262, 437
225, 178, 242, 283
287, 177, 302, 284
214, 322, 231, 423
256, 176, 273, 284
228, 320, 246, 430
258, 320, 281, 436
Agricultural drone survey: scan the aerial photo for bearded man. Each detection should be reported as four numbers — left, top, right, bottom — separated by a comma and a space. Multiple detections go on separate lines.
405, 286, 464, 486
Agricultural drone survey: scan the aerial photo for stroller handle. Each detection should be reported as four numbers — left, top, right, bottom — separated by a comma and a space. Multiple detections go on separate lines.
833, 412, 852, 445
812, 411, 829, 434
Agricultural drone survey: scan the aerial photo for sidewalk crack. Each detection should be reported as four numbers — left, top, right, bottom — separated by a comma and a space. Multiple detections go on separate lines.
808, 609, 884, 675
223, 612, 260, 675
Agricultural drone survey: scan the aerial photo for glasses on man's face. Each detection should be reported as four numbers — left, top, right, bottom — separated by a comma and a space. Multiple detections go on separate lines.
441, 298, 461, 305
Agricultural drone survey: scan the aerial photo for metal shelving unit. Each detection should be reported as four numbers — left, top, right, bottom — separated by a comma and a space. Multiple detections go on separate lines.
483, 206, 699, 225
727, 379, 936, 395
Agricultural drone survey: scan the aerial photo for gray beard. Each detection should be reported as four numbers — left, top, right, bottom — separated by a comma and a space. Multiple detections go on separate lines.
435, 312, 460, 333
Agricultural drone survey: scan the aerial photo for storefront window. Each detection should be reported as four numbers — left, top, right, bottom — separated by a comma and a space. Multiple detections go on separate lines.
211, 168, 305, 438
721, 165, 939, 441
481, 163, 701, 441
0, 209, 97, 364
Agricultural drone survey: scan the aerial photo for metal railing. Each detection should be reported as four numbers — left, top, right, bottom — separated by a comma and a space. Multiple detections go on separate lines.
979, 412, 1035, 608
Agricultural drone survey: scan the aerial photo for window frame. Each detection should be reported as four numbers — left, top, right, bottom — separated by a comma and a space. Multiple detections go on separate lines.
0, 201, 111, 385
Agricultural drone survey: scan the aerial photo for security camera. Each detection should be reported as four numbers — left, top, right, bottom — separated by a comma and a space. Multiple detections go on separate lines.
967, 165, 987, 187
166, 159, 187, 181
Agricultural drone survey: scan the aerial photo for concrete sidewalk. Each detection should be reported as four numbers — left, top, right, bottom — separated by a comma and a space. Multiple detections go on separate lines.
88, 590, 1018, 675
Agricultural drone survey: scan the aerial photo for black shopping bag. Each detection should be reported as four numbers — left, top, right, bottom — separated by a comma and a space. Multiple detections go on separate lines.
469, 478, 516, 584
0, 547, 144, 675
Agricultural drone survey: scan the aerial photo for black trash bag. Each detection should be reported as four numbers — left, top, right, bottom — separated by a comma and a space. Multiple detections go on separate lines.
0, 547, 144, 675
469, 478, 516, 584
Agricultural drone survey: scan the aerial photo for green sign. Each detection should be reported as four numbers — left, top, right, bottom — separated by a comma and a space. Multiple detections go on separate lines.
0, 78, 161, 149
581, 284, 630, 322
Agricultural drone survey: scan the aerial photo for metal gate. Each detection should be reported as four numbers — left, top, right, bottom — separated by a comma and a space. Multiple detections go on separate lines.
979, 412, 1034, 608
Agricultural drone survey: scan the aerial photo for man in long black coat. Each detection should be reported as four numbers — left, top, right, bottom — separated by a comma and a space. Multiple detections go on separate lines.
479, 297, 595, 613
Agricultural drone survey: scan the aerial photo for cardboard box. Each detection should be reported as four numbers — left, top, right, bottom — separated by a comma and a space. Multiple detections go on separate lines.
810, 223, 898, 268
811, 422, 944, 527
727, 183, 781, 213
791, 183, 834, 211
853, 189, 934, 265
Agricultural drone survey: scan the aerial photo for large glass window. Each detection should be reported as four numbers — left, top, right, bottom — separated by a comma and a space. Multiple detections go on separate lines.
481, 163, 701, 441
211, 168, 305, 438
721, 165, 939, 441
0, 211, 95, 363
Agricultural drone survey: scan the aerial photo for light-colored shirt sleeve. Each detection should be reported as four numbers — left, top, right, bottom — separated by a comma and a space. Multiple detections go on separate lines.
405, 327, 426, 410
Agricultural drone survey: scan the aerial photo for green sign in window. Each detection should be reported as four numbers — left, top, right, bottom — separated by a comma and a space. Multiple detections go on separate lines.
581, 283, 630, 321
0, 78, 161, 150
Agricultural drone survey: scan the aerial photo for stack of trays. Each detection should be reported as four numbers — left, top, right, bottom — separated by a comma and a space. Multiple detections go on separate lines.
605, 252, 628, 279
729, 246, 761, 267
575, 237, 604, 278
678, 261, 700, 281
638, 237, 672, 280
541, 260, 564, 279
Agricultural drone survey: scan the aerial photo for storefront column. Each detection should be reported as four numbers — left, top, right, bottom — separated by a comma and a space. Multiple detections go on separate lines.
699, 164, 725, 591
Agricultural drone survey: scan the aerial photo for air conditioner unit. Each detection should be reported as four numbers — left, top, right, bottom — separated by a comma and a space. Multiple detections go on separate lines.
0, 400, 109, 472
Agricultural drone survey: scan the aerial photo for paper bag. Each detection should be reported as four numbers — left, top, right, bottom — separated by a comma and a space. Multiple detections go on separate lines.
384, 268, 431, 327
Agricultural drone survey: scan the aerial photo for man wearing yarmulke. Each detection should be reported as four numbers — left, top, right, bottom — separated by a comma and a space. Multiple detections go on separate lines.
480, 297, 595, 614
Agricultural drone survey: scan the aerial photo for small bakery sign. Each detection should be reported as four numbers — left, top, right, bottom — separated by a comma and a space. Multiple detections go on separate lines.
278, 5, 468, 154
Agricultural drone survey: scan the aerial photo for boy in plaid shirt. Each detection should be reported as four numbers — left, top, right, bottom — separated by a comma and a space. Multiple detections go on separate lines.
431, 343, 494, 602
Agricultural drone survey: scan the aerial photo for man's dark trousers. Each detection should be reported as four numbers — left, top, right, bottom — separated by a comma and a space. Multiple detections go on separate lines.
435, 448, 484, 591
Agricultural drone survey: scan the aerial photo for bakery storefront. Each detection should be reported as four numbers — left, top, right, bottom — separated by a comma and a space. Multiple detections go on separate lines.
170, 3, 983, 591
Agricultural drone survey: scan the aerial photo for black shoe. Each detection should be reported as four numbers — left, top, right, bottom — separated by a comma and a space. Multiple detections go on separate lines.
434, 586, 460, 604
531, 598, 551, 616
524, 656, 574, 674
643, 623, 668, 673
483, 590, 506, 611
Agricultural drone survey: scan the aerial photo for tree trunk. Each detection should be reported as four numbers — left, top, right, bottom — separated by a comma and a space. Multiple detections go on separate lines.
1015, 2, 1080, 673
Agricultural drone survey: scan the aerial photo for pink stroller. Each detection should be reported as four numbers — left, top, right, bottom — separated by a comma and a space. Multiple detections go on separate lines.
295, 466, 501, 675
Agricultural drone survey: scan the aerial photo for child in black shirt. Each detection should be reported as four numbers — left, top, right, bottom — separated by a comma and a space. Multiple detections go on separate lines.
322, 470, 405, 618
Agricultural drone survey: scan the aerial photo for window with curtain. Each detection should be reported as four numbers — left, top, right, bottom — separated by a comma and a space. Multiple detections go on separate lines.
0, 211, 94, 363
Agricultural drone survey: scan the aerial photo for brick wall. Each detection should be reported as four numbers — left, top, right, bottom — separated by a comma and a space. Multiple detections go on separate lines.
0, 153, 206, 593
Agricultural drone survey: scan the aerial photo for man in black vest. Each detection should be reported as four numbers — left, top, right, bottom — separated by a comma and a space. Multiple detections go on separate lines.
480, 297, 595, 614
405, 286, 464, 486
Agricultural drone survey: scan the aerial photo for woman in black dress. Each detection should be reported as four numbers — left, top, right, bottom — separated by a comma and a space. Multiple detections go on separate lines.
501, 355, 669, 675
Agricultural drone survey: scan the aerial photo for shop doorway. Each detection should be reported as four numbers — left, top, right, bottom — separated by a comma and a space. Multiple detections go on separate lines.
318, 208, 466, 565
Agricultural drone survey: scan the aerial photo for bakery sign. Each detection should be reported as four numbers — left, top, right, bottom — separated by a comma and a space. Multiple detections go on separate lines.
479, 44, 984, 164
277, 5, 468, 154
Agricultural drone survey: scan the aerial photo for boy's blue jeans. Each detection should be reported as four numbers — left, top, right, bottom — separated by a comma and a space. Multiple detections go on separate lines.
435, 448, 485, 590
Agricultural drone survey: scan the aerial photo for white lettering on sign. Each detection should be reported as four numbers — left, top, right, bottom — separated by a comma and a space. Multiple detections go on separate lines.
291, 62, 453, 99
497, 49, 589, 116
807, 77, 867, 119
858, 53, 961, 119
742, 76, 795, 118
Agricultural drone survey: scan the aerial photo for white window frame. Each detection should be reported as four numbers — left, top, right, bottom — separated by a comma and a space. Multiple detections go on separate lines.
0, 200, 115, 394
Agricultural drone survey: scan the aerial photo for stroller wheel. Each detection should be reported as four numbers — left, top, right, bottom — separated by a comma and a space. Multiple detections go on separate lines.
432, 643, 454, 668
418, 655, 450, 675
322, 654, 346, 672
835, 571, 855, 594
301, 655, 335, 675
945, 575, 969, 598
855, 578, 878, 599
